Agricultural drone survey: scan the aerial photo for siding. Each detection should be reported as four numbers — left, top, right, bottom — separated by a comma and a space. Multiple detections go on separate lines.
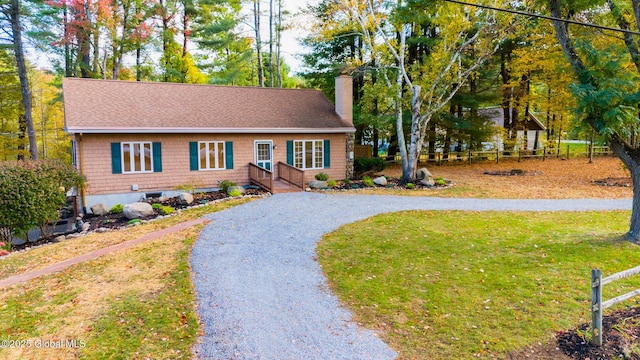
79, 133, 348, 196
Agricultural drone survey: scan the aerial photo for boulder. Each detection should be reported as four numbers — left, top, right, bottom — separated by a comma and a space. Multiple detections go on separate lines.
373, 176, 388, 186
227, 186, 245, 195
81, 222, 91, 232
308, 180, 328, 189
420, 177, 435, 187
123, 202, 155, 220
416, 168, 433, 180
90, 203, 109, 216
179, 192, 194, 205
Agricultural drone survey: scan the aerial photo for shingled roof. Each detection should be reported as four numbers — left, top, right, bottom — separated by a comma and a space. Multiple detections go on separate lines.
63, 78, 355, 134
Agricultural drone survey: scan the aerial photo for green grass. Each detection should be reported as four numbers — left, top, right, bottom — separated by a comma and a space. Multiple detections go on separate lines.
318, 210, 639, 359
0, 197, 254, 359
78, 236, 198, 359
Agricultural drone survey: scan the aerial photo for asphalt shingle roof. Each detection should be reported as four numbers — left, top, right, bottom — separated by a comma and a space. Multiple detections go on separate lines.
63, 78, 354, 134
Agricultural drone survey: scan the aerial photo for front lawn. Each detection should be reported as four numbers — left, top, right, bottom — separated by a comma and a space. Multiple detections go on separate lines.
0, 198, 253, 359
318, 210, 639, 359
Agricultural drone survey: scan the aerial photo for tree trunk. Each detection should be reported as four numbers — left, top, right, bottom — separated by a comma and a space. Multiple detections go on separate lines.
63, 0, 71, 77
183, 14, 189, 57
275, 0, 282, 87
112, 3, 129, 80
10, 0, 38, 160
254, 0, 264, 87
610, 134, 640, 240
268, 0, 274, 87
428, 121, 436, 161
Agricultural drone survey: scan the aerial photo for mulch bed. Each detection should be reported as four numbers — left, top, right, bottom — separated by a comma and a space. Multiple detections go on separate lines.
327, 177, 453, 190
9, 189, 265, 252
593, 177, 632, 187
557, 307, 640, 360
484, 169, 544, 176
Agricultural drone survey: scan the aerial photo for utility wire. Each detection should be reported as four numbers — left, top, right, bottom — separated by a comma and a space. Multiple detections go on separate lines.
444, 0, 640, 36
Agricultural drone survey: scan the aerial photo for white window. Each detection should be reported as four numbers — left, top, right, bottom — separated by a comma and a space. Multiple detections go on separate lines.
199, 141, 225, 170
122, 142, 153, 173
293, 140, 323, 169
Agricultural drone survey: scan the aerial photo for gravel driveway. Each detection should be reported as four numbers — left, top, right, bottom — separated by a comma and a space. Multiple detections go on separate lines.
191, 193, 631, 359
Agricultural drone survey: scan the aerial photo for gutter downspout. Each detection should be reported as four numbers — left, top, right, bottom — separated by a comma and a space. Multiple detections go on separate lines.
78, 133, 87, 214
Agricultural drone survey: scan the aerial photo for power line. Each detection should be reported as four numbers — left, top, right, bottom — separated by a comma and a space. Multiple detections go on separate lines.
444, 0, 640, 36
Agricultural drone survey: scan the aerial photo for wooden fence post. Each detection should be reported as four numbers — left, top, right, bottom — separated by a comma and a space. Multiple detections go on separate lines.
468, 149, 472, 165
496, 148, 499, 163
591, 268, 603, 346
567, 145, 570, 160
543, 147, 546, 161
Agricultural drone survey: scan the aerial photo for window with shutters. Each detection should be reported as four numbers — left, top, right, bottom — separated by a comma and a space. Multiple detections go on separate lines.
198, 141, 226, 170
122, 142, 153, 173
293, 140, 323, 170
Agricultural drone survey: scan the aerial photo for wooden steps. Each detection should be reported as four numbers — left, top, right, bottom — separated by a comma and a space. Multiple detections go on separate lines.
271, 180, 303, 194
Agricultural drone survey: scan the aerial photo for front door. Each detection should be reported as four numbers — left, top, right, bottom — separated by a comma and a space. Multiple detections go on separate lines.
255, 140, 273, 170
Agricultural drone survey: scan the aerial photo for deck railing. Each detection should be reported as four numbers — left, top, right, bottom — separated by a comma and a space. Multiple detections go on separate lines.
249, 163, 273, 193
277, 162, 304, 189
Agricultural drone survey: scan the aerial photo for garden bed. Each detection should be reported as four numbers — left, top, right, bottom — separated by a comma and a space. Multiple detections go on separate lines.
8, 189, 266, 253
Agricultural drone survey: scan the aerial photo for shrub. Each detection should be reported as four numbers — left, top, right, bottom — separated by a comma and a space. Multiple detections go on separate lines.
228, 188, 242, 197
343, 178, 351, 184
128, 218, 141, 225
160, 206, 175, 215
327, 179, 337, 188
315, 172, 329, 181
0, 160, 84, 241
406, 182, 415, 189
151, 203, 163, 210
435, 177, 446, 186
354, 157, 385, 174
110, 204, 124, 214
0, 240, 10, 253
218, 180, 236, 194
362, 175, 375, 187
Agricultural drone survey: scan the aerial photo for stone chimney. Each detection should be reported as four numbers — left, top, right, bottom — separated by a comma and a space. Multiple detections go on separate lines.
335, 75, 353, 124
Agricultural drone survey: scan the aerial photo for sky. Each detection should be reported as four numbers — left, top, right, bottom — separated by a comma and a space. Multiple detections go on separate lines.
244, 0, 319, 74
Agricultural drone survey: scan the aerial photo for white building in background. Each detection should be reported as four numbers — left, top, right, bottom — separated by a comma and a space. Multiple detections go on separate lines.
479, 107, 547, 151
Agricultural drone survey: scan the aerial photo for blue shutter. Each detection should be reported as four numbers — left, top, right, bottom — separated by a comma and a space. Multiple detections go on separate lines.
323, 139, 330, 168
189, 142, 198, 171
111, 143, 122, 174
225, 141, 233, 169
286, 140, 293, 165
152, 142, 162, 172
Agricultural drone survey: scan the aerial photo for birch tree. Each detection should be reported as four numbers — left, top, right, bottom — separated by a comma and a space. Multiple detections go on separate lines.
336, 0, 514, 180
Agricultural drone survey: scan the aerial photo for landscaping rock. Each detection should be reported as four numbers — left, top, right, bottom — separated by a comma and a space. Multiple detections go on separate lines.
227, 186, 245, 195
81, 222, 91, 232
75, 217, 84, 232
416, 168, 433, 180
179, 192, 194, 205
309, 180, 328, 189
373, 176, 388, 186
123, 202, 155, 220
54, 235, 65, 242
420, 178, 435, 187
90, 203, 109, 216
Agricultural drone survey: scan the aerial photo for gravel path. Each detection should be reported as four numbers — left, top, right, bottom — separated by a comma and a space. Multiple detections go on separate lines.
191, 193, 632, 359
